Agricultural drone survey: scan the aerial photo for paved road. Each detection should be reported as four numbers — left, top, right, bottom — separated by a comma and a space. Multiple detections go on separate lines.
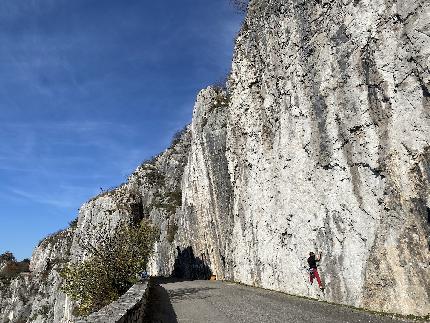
144, 279, 416, 323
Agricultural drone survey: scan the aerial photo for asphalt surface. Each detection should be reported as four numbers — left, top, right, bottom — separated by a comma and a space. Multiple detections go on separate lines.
144, 279, 417, 323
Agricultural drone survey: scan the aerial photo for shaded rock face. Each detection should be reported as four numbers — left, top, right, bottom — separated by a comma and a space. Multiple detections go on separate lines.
223, 0, 430, 316
179, 88, 233, 280
1, 0, 429, 321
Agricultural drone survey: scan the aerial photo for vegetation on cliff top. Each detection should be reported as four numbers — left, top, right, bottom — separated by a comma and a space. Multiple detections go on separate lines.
60, 220, 158, 316
0, 252, 30, 286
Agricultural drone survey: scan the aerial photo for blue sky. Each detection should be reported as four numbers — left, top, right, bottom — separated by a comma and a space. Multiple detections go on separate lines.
0, 0, 243, 260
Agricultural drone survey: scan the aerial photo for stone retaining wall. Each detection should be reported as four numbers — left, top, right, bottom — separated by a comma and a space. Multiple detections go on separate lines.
75, 281, 150, 323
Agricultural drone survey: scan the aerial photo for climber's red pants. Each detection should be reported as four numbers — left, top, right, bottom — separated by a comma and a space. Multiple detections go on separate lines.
310, 268, 322, 288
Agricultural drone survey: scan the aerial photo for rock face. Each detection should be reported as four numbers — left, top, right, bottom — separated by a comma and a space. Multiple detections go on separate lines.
173, 0, 430, 315
0, 229, 74, 323
1, 0, 429, 321
178, 88, 233, 280
221, 0, 430, 316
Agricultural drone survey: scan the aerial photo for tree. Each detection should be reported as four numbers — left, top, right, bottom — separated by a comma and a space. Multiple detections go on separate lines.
60, 220, 158, 316
0, 251, 15, 263
171, 126, 188, 147
0, 252, 30, 284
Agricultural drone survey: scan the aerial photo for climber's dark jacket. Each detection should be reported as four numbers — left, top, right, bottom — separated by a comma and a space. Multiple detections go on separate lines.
307, 255, 318, 269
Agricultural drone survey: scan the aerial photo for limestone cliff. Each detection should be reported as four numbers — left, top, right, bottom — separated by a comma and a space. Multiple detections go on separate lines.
0, 229, 74, 323
1, 0, 429, 321
222, 0, 430, 315
172, 0, 430, 316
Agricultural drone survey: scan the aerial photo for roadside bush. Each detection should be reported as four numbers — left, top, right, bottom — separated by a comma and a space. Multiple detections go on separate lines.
60, 220, 158, 316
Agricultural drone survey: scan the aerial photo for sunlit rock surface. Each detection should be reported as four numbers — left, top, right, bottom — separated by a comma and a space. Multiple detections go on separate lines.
222, 0, 429, 315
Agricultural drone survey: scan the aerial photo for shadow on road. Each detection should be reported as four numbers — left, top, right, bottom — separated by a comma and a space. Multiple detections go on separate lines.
144, 283, 178, 323
144, 277, 216, 322
144, 246, 214, 322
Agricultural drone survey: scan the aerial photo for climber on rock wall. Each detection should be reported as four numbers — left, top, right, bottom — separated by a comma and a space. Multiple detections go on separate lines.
308, 251, 324, 291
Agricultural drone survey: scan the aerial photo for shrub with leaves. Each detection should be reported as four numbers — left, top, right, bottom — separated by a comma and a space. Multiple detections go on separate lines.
60, 220, 158, 316
167, 222, 179, 243
145, 169, 165, 187
69, 217, 79, 229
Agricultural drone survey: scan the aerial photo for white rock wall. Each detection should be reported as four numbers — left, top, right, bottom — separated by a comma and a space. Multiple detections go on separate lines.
180, 87, 233, 279
222, 0, 429, 316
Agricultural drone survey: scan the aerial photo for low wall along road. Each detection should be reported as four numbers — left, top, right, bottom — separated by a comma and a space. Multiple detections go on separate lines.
74, 281, 150, 323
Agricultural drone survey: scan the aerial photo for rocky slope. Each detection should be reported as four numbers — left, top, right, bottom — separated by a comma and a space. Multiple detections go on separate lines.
1, 0, 429, 321
0, 229, 74, 323
0, 129, 192, 323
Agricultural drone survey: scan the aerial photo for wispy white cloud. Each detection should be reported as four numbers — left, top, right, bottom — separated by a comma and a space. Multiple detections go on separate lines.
0, 0, 68, 21
7, 187, 81, 209
0, 119, 148, 184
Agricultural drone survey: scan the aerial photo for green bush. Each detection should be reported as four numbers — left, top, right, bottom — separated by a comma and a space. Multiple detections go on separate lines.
60, 220, 158, 317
